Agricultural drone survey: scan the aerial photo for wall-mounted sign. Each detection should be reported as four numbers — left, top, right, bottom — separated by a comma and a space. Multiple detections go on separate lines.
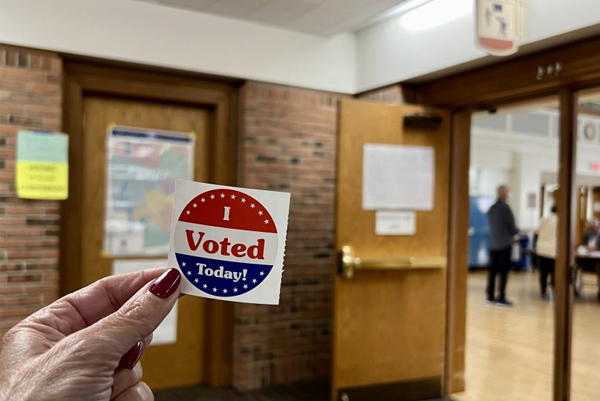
16, 131, 69, 200
103, 125, 195, 257
476, 0, 524, 56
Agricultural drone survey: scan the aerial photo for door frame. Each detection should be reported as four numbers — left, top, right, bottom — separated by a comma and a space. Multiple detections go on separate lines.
61, 60, 241, 386
408, 34, 600, 400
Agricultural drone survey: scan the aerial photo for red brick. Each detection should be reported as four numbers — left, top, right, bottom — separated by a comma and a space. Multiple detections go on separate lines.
0, 294, 42, 306
233, 81, 347, 390
0, 47, 61, 339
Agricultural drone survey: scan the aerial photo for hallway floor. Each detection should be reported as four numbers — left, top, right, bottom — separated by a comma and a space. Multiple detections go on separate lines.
155, 380, 454, 401
154, 381, 329, 401
453, 270, 600, 401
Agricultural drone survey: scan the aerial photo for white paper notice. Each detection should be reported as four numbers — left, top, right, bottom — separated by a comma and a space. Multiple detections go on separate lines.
167, 180, 291, 305
112, 259, 178, 346
363, 144, 434, 211
375, 211, 416, 236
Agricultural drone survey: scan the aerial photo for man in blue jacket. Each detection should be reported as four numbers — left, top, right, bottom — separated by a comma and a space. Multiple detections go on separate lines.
487, 185, 519, 307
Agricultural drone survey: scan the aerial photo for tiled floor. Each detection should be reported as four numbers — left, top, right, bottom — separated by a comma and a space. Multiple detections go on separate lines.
154, 381, 454, 401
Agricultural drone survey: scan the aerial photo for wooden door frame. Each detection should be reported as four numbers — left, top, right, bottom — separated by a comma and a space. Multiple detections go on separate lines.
61, 60, 241, 386
408, 34, 600, 400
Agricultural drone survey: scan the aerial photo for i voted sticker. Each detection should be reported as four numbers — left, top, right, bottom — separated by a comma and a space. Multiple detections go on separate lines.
168, 180, 290, 305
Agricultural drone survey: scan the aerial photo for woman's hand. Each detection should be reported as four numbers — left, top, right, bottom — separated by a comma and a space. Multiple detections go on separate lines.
0, 267, 181, 401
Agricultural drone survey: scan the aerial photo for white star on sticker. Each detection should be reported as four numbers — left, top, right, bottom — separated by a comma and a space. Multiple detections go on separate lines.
223, 289, 228, 293
250, 204, 255, 208
201, 198, 206, 203
213, 287, 217, 292
264, 219, 269, 224
193, 203, 197, 208
220, 193, 225, 198
194, 278, 199, 283
182, 262, 186, 267
233, 288, 238, 293
186, 210, 191, 215
258, 210, 263, 216
252, 279, 257, 284
187, 271, 191, 275
231, 194, 236, 199
243, 284, 248, 289
241, 198, 246, 203
210, 194, 215, 199
203, 284, 208, 289
260, 271, 264, 276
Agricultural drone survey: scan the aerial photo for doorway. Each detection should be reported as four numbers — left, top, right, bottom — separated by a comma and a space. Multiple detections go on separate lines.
570, 87, 600, 401
61, 61, 238, 390
412, 34, 600, 401
456, 98, 561, 401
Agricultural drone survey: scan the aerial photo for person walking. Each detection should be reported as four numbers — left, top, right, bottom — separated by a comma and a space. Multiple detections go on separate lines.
536, 205, 558, 299
487, 185, 519, 307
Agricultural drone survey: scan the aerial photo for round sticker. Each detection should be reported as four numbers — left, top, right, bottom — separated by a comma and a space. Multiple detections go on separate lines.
174, 189, 278, 297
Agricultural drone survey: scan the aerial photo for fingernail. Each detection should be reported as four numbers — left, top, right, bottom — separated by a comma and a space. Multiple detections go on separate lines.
119, 340, 144, 370
149, 268, 181, 299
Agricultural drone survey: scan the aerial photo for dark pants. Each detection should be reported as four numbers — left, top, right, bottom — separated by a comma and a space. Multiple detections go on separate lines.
539, 256, 555, 296
487, 246, 512, 301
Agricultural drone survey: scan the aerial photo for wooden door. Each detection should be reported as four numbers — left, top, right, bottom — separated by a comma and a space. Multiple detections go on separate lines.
82, 96, 210, 390
333, 99, 450, 401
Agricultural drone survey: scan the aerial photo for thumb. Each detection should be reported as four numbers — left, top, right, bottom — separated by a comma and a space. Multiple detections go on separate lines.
74, 268, 181, 356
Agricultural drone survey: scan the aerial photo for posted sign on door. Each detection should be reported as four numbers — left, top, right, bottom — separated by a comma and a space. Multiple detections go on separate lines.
167, 180, 290, 305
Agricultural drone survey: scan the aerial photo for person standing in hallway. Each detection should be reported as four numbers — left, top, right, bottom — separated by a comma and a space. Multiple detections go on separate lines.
536, 204, 558, 299
486, 185, 519, 307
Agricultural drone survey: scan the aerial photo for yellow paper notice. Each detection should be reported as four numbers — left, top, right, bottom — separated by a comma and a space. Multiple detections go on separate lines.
16, 161, 68, 200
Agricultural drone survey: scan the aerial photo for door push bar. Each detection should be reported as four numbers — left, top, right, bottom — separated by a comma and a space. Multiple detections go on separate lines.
339, 245, 447, 280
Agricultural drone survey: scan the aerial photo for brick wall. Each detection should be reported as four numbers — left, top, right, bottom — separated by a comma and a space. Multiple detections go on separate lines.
0, 45, 63, 338
0, 45, 406, 390
234, 82, 346, 389
357, 84, 404, 104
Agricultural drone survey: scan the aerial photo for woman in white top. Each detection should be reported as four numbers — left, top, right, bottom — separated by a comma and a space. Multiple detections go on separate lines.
536, 205, 558, 298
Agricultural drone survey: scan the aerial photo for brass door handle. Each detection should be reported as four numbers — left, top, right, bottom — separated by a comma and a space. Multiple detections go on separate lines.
339, 245, 447, 279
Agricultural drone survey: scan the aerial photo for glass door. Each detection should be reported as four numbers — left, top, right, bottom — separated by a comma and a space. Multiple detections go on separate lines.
454, 97, 561, 401
570, 87, 600, 401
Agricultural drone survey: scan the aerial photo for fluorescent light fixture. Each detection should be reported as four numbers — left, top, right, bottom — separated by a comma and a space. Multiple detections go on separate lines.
361, 0, 434, 28
400, 0, 472, 31
380, 0, 434, 19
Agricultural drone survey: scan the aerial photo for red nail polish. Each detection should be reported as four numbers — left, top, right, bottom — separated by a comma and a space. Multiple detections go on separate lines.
119, 341, 144, 370
149, 268, 181, 299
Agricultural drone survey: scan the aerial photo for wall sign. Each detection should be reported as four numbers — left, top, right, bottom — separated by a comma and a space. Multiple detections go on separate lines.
476, 0, 524, 56
103, 125, 195, 257
16, 130, 68, 200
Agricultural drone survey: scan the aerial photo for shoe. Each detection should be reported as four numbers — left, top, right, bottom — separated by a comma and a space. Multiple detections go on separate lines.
486, 299, 496, 306
496, 299, 514, 308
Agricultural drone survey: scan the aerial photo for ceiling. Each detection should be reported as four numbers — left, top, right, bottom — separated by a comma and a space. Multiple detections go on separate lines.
134, 0, 410, 37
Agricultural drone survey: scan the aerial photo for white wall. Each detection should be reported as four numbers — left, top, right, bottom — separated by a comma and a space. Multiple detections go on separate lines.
2, 0, 600, 93
0, 0, 357, 93
356, 0, 600, 92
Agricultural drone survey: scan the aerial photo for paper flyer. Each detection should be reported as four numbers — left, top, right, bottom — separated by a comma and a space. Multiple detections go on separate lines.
167, 180, 290, 305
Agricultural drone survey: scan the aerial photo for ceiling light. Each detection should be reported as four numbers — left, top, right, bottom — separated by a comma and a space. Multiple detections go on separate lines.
400, 0, 472, 31
380, 0, 433, 19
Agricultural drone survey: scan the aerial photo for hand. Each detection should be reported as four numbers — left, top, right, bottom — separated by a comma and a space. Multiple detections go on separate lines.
0, 268, 181, 401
